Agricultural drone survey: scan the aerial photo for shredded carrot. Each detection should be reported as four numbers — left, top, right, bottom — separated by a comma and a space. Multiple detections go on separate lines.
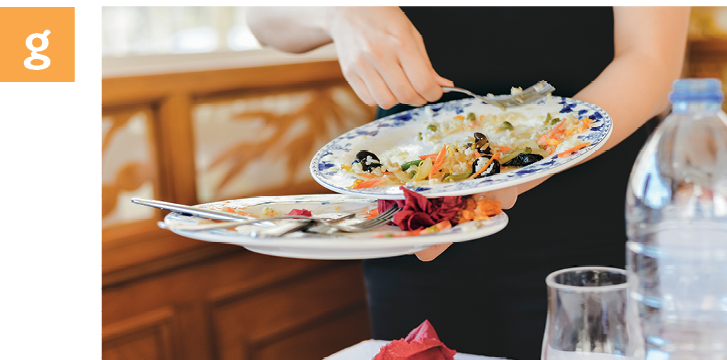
221, 206, 236, 213
537, 134, 548, 147
453, 115, 465, 120
357, 172, 376, 179
364, 208, 379, 219
545, 119, 567, 138
376, 223, 448, 238
423, 220, 452, 234
469, 154, 500, 179
577, 118, 592, 133
498, 146, 512, 153
558, 142, 590, 158
429, 144, 448, 180
474, 199, 502, 217
353, 177, 387, 189
547, 138, 562, 146
401, 220, 453, 237
419, 153, 438, 160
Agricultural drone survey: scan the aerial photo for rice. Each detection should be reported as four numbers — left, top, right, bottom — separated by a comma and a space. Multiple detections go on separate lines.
344, 109, 590, 189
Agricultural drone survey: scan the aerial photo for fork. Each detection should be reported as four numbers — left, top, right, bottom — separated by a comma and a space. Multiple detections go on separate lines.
306, 206, 401, 234
443, 80, 555, 109
169, 206, 400, 235
161, 212, 354, 232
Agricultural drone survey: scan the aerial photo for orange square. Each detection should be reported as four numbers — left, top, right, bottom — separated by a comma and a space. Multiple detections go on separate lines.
0, 7, 74, 82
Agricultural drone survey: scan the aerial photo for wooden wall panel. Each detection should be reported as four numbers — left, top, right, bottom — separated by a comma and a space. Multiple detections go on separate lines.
102, 59, 375, 360
252, 307, 371, 360
103, 307, 176, 360
103, 246, 370, 360
208, 262, 370, 360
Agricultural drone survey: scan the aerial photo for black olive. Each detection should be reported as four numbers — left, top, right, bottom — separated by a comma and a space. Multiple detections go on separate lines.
471, 155, 500, 178
501, 153, 544, 167
352, 150, 383, 172
473, 132, 490, 154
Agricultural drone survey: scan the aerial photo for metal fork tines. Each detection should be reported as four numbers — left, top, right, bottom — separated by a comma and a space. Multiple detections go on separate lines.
443, 80, 555, 108
307, 206, 401, 234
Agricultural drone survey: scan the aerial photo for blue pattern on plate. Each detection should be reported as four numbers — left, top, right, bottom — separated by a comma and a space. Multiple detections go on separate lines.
309, 96, 612, 199
318, 163, 335, 171
559, 102, 577, 113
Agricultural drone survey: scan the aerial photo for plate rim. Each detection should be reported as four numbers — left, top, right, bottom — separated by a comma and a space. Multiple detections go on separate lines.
309, 96, 612, 199
163, 194, 509, 258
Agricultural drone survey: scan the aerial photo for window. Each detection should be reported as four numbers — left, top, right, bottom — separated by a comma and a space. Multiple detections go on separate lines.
102, 6, 262, 57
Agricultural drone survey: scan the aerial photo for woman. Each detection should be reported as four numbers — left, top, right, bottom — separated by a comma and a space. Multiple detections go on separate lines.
248, 7, 690, 359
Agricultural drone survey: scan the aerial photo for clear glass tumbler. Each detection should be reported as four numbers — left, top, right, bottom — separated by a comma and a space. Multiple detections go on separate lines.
542, 267, 644, 360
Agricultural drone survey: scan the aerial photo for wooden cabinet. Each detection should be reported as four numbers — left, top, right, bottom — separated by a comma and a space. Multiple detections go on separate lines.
103, 59, 375, 359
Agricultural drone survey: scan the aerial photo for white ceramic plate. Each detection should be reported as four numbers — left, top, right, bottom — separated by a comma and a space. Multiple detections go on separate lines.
163, 194, 508, 260
310, 96, 612, 199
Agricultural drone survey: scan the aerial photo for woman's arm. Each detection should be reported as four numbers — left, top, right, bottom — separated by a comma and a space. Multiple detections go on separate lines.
575, 6, 690, 156
246, 7, 333, 53
247, 6, 453, 109
506, 6, 690, 197
416, 6, 691, 261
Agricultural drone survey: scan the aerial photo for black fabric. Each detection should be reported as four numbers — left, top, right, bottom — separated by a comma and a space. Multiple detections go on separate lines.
362, 7, 652, 360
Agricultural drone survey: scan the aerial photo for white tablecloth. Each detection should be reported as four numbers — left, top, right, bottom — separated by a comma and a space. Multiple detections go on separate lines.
325, 339, 506, 360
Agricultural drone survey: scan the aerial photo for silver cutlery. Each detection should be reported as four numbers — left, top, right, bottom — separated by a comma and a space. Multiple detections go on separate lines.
305, 206, 401, 234
163, 212, 354, 232
443, 80, 555, 109
132, 198, 263, 221
132, 197, 401, 237
131, 198, 347, 234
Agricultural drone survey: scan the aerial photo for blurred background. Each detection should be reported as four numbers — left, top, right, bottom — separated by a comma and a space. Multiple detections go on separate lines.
101, 7, 727, 360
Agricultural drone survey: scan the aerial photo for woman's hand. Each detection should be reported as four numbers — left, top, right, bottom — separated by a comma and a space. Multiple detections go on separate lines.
413, 184, 520, 261
327, 7, 453, 109
247, 7, 453, 109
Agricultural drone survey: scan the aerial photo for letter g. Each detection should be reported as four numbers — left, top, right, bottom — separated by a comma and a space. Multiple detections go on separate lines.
24, 30, 51, 70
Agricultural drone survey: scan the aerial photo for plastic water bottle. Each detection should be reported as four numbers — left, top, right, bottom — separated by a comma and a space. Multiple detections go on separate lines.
625, 78, 727, 360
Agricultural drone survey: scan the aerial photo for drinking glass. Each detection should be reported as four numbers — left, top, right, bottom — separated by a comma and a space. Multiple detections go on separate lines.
542, 267, 644, 360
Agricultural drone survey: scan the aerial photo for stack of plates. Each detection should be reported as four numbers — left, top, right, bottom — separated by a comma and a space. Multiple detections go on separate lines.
164, 96, 611, 260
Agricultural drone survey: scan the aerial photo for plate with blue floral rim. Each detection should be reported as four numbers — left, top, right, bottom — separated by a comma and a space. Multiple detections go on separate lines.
162, 194, 508, 260
310, 96, 612, 199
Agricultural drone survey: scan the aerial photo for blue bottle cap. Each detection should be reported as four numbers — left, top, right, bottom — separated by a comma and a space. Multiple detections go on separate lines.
669, 78, 724, 103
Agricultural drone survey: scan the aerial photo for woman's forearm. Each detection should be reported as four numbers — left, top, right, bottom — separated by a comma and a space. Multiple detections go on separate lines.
246, 7, 333, 53
518, 7, 690, 196
574, 7, 690, 157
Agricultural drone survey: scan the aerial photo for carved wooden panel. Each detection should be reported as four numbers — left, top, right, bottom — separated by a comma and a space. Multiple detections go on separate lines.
102, 106, 159, 228
103, 60, 373, 360
103, 246, 370, 360
208, 261, 370, 360
192, 84, 375, 203
103, 307, 176, 360
251, 308, 370, 360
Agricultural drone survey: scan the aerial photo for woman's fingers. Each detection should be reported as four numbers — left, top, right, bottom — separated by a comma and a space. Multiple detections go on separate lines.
414, 242, 452, 261
329, 7, 451, 109
473, 186, 518, 210
345, 75, 376, 107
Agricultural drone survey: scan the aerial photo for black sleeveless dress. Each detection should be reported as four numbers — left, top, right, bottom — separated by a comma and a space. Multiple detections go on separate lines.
364, 7, 658, 359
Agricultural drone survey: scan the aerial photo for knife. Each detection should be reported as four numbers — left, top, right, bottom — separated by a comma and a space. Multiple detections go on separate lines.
165, 212, 354, 232
131, 198, 258, 221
